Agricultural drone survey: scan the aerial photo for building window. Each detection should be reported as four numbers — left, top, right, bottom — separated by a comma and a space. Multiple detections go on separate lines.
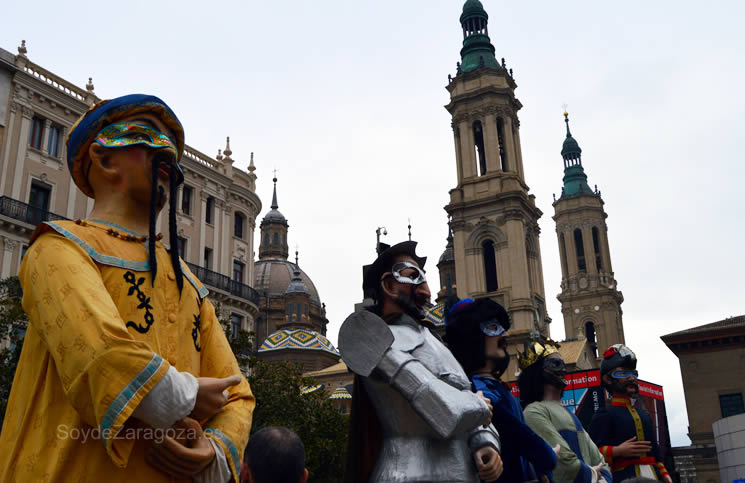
574, 229, 586, 272
497, 117, 508, 171
720, 393, 745, 418
287, 304, 294, 321
229, 313, 243, 340
585, 321, 598, 358
559, 233, 569, 277
47, 125, 62, 157
28, 181, 52, 225
273, 232, 279, 246
264, 233, 270, 247
592, 227, 603, 271
29, 116, 44, 150
296, 303, 302, 321
233, 261, 245, 283
234, 212, 244, 239
482, 240, 498, 292
472, 121, 486, 176
182, 186, 193, 215
305, 304, 309, 318
176, 237, 187, 259
204, 247, 213, 270
205, 196, 214, 225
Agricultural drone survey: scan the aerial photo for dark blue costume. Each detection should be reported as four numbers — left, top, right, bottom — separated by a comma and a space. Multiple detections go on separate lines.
472, 376, 557, 482
588, 396, 669, 481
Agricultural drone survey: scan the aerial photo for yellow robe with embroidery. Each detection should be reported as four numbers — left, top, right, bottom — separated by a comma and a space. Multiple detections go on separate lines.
0, 220, 254, 482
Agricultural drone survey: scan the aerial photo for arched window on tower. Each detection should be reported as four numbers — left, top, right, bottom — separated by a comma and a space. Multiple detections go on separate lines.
287, 304, 294, 321
585, 321, 598, 358
497, 118, 508, 171
592, 226, 603, 271
273, 232, 279, 246
473, 121, 486, 176
264, 233, 270, 248
482, 240, 498, 292
574, 229, 586, 272
559, 233, 569, 278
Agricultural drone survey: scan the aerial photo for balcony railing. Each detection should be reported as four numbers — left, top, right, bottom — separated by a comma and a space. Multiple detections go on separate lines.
186, 262, 260, 306
0, 196, 68, 226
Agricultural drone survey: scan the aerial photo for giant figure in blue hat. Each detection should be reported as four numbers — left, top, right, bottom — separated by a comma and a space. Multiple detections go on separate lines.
0, 94, 254, 482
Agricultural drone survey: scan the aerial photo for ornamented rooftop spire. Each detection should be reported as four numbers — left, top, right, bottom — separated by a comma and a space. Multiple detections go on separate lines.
86, 77, 95, 93
271, 173, 279, 210
216, 149, 223, 161
408, 218, 412, 241
458, 0, 499, 74
17, 40, 27, 57
561, 111, 583, 167
558, 111, 593, 200
223, 136, 233, 159
248, 152, 256, 173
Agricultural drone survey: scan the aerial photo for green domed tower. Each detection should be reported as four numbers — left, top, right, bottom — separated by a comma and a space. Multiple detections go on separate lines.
458, 0, 499, 73
552, 112, 625, 363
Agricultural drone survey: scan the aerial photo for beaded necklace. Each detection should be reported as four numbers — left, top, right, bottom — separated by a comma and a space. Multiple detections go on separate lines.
74, 219, 164, 243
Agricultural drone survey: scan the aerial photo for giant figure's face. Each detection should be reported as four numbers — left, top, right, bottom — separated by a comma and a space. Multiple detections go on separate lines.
543, 352, 568, 390
380, 254, 431, 319
605, 365, 639, 396
95, 113, 177, 211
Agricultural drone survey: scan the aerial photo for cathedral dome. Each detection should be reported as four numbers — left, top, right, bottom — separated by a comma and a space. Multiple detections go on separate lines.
258, 328, 337, 355
439, 242, 454, 265
263, 208, 286, 224
254, 259, 321, 303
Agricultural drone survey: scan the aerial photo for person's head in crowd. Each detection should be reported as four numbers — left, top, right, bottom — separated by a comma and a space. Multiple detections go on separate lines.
517, 339, 566, 407
242, 426, 308, 483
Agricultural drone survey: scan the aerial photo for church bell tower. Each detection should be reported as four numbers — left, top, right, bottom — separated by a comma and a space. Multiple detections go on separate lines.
553, 112, 625, 359
444, 0, 551, 342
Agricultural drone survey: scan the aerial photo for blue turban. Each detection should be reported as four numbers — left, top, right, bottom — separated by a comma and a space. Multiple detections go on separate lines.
66, 94, 185, 198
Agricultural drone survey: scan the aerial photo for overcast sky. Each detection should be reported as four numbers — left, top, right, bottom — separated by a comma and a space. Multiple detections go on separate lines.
3, 0, 744, 447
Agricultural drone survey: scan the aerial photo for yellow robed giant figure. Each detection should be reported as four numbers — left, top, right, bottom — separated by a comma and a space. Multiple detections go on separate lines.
0, 94, 254, 482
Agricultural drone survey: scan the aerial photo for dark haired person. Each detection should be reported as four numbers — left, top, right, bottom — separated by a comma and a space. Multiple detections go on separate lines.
445, 297, 557, 482
518, 341, 612, 482
339, 241, 503, 482
242, 427, 308, 483
588, 345, 671, 482
0, 95, 253, 482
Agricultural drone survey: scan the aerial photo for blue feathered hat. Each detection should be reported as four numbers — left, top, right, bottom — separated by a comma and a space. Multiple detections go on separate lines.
66, 94, 185, 198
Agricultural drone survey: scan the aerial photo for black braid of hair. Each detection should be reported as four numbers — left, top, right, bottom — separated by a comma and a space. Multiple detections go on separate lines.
170, 163, 184, 295
148, 155, 160, 286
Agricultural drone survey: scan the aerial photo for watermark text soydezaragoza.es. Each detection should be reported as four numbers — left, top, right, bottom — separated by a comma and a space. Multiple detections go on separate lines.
57, 425, 198, 444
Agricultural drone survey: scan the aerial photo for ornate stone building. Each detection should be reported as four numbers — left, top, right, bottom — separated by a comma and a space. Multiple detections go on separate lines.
254, 177, 338, 372
443, 0, 551, 351
0, 42, 262, 336
662, 315, 745, 483
552, 113, 625, 360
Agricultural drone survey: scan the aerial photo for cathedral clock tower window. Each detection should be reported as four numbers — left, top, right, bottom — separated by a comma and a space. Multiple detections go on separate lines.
482, 240, 498, 292
473, 121, 487, 176
585, 321, 598, 358
573, 228, 586, 272
496, 118, 508, 171
592, 227, 603, 270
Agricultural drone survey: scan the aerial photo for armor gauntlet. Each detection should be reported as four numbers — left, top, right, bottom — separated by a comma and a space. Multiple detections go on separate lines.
376, 347, 492, 440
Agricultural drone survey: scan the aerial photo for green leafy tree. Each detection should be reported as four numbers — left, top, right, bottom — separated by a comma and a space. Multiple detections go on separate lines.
246, 358, 348, 483
0, 276, 28, 429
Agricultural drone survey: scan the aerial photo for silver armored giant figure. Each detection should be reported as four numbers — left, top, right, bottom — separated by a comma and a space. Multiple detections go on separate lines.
340, 241, 503, 483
